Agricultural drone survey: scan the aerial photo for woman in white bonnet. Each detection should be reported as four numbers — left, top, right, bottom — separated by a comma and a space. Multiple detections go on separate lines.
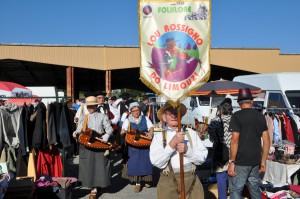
121, 102, 154, 193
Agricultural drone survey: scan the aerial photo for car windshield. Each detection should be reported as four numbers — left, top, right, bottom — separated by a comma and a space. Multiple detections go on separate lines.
197, 96, 210, 106
286, 91, 300, 109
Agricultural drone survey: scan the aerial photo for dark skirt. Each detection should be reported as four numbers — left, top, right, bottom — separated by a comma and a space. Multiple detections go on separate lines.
78, 145, 111, 188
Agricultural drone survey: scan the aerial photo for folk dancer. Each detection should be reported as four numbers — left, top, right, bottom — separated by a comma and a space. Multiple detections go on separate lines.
73, 96, 113, 199
150, 102, 208, 199
121, 102, 154, 193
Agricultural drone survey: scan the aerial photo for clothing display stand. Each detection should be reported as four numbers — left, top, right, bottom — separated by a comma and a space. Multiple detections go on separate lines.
1, 95, 72, 198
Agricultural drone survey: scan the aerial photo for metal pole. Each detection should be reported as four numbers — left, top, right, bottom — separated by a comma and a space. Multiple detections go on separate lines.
178, 106, 185, 199
66, 67, 72, 99
71, 67, 74, 102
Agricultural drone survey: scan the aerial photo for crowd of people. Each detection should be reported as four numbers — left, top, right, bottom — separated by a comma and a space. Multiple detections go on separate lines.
0, 88, 274, 199
30, 88, 270, 199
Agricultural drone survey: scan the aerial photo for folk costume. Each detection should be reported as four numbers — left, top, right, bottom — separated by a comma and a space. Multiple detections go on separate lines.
75, 97, 113, 190
121, 102, 154, 192
150, 102, 208, 199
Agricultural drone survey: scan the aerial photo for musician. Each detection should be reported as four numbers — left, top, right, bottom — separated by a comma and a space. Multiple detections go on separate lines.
73, 96, 113, 199
119, 92, 134, 116
150, 102, 208, 199
108, 96, 117, 109
121, 102, 154, 193
95, 91, 109, 114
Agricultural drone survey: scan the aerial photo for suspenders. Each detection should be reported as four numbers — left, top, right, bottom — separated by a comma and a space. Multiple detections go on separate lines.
162, 130, 197, 199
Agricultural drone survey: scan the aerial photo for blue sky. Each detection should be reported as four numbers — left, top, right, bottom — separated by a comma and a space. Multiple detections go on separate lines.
0, 0, 299, 54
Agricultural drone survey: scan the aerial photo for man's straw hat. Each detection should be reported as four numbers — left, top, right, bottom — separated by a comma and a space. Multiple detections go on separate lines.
157, 101, 187, 121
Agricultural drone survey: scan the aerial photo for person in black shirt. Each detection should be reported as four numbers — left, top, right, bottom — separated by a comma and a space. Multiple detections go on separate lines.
228, 88, 270, 199
139, 95, 149, 116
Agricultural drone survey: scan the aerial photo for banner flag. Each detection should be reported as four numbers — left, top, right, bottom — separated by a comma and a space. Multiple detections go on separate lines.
139, 0, 211, 107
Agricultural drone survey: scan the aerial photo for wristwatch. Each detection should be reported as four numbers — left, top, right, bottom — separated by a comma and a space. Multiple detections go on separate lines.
228, 160, 236, 164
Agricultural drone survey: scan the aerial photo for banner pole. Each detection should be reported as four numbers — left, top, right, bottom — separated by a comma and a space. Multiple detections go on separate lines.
178, 106, 185, 199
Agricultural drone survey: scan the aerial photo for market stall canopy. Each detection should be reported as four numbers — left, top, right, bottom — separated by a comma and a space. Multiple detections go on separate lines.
191, 79, 261, 96
4, 95, 41, 106
0, 81, 32, 98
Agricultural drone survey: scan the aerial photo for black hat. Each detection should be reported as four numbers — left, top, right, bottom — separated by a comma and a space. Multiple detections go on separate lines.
109, 96, 117, 101
84, 92, 95, 98
94, 91, 107, 97
142, 95, 149, 101
221, 98, 232, 105
121, 92, 130, 100
237, 88, 254, 102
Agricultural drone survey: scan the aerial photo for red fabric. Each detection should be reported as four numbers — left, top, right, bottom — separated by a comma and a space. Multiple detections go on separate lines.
261, 192, 268, 199
112, 124, 118, 131
282, 114, 295, 143
36, 146, 63, 179
5, 95, 41, 106
289, 185, 300, 194
0, 81, 29, 91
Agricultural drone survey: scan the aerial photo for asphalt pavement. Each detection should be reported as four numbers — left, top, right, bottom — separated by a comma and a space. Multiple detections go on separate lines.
64, 152, 159, 199
64, 151, 216, 199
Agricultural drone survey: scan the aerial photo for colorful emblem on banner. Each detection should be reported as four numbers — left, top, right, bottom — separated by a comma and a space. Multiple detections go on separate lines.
139, 0, 211, 106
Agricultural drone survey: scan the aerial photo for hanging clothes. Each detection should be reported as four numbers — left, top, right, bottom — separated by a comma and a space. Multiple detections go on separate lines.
54, 102, 63, 143
36, 146, 63, 179
265, 114, 274, 144
47, 103, 58, 145
16, 148, 28, 177
273, 116, 281, 143
58, 104, 71, 147
0, 104, 21, 151
282, 114, 295, 143
278, 116, 286, 140
27, 104, 35, 149
18, 105, 29, 156
289, 114, 300, 147
32, 102, 48, 149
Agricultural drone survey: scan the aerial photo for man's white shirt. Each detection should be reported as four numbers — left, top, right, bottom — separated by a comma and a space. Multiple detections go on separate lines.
150, 128, 208, 172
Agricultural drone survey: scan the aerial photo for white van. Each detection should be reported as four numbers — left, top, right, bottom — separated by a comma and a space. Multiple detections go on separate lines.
232, 72, 300, 129
181, 96, 225, 128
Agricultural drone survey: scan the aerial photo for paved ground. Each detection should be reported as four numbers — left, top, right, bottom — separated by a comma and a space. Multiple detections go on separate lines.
64, 151, 217, 199
65, 152, 159, 199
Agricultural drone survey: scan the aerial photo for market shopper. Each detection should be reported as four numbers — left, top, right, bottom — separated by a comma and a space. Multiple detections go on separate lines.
73, 96, 113, 199
150, 102, 208, 199
121, 102, 154, 193
228, 88, 270, 199
207, 99, 233, 199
